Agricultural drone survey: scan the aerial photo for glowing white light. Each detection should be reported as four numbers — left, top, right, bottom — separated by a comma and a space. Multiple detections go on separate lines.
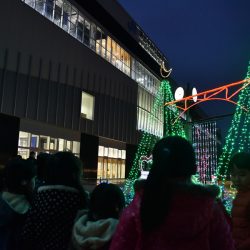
174, 87, 184, 101
192, 87, 198, 102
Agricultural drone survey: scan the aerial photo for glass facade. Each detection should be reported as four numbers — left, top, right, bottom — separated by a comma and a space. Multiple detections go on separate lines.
97, 146, 126, 180
137, 87, 163, 137
21, 0, 165, 142
18, 131, 80, 158
21, 0, 160, 95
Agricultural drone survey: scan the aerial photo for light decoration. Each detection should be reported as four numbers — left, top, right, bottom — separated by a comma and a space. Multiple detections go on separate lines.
217, 62, 250, 180
160, 61, 172, 78
174, 87, 185, 101
165, 79, 250, 124
123, 80, 186, 203
192, 121, 217, 183
139, 155, 153, 179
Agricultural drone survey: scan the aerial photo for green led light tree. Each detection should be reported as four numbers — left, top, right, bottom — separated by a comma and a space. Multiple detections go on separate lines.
123, 80, 186, 200
217, 62, 250, 180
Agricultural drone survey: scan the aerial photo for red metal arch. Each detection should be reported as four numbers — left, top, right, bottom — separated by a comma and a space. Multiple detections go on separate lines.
165, 79, 250, 123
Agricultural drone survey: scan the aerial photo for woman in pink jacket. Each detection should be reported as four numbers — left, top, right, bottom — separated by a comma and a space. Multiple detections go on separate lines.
110, 136, 235, 250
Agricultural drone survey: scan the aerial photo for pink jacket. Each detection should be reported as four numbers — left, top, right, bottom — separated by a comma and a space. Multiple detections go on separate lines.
110, 187, 235, 250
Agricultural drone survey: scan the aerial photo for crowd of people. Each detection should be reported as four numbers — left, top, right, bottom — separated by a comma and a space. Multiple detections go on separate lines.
0, 136, 249, 250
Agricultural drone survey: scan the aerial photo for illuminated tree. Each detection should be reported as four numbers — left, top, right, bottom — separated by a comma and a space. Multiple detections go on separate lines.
123, 80, 186, 200
217, 62, 250, 180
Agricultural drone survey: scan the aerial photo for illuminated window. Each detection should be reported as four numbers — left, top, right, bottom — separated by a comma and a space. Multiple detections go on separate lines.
97, 146, 126, 179
81, 92, 95, 120
18, 131, 80, 158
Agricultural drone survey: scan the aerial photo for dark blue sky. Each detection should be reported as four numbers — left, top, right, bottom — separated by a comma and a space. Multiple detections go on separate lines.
118, 0, 250, 138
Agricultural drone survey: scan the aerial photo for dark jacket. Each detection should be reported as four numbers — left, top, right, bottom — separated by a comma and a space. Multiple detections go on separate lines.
22, 185, 84, 250
0, 192, 29, 250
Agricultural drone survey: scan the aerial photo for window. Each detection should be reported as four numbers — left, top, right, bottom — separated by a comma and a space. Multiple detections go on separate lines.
76, 14, 84, 42
18, 131, 80, 158
22, 0, 160, 93
81, 92, 95, 120
54, 0, 63, 26
97, 146, 126, 179
84, 19, 90, 46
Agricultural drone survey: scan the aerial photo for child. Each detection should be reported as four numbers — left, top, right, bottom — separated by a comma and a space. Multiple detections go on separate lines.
110, 136, 235, 250
230, 152, 250, 250
22, 152, 87, 250
0, 159, 35, 250
71, 183, 125, 250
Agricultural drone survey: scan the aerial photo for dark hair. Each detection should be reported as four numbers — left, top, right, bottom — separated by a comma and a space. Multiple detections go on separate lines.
229, 152, 250, 172
140, 136, 196, 231
89, 183, 125, 220
45, 151, 87, 208
3, 159, 36, 194
36, 152, 50, 180
45, 151, 82, 187
133, 179, 146, 193
29, 151, 36, 158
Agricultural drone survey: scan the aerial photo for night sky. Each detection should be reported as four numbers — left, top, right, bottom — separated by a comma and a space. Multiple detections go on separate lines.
118, 0, 250, 140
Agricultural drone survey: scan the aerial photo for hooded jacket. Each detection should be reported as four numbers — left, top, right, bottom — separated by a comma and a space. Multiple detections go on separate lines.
0, 192, 30, 250
110, 184, 235, 250
71, 210, 118, 250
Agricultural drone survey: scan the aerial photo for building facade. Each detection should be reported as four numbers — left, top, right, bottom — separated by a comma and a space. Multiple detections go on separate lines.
0, 0, 191, 180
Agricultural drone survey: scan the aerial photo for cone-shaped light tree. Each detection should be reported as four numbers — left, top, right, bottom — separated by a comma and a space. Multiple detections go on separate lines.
123, 80, 186, 200
217, 62, 250, 180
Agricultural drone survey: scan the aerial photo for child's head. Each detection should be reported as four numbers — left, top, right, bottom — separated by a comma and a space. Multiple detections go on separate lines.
46, 152, 82, 187
89, 183, 125, 220
3, 158, 36, 195
36, 152, 50, 181
230, 152, 250, 191
151, 136, 196, 180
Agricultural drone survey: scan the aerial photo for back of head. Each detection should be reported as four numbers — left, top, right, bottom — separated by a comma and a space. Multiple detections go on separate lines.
45, 151, 82, 187
3, 159, 36, 194
229, 152, 250, 171
141, 136, 196, 231
36, 152, 50, 180
45, 152, 87, 208
151, 136, 196, 179
29, 151, 36, 159
89, 183, 125, 220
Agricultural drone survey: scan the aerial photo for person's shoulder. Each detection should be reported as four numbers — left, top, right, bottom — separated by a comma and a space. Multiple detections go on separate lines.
180, 183, 220, 198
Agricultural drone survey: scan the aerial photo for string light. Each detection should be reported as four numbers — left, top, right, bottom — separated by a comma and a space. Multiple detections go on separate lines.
192, 121, 217, 183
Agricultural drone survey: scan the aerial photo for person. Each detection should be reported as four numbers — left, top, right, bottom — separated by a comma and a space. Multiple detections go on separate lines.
27, 151, 37, 165
0, 159, 35, 250
133, 178, 146, 195
230, 152, 250, 250
21, 151, 88, 250
34, 152, 50, 192
71, 183, 125, 250
110, 136, 235, 250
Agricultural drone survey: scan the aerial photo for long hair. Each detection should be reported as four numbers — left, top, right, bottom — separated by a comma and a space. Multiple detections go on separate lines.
140, 136, 196, 231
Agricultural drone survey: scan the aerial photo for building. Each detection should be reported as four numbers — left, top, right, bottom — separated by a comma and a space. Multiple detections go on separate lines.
0, 0, 200, 180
